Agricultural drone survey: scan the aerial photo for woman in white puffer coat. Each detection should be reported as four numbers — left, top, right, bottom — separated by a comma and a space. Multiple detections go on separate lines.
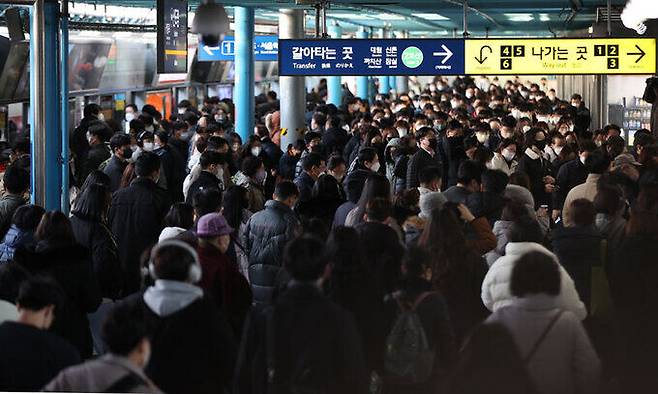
481, 218, 587, 320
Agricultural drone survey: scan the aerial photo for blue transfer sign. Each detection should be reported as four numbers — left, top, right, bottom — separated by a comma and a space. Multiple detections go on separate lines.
198, 35, 278, 62
279, 39, 465, 76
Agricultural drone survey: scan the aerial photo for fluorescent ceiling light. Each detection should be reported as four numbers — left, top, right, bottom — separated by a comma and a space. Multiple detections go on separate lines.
260, 12, 279, 18
412, 13, 449, 21
410, 30, 448, 35
504, 13, 534, 22
330, 13, 372, 20
539, 13, 550, 21
375, 13, 406, 20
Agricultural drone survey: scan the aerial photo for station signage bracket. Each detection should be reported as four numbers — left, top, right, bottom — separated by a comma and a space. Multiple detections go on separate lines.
278, 37, 656, 76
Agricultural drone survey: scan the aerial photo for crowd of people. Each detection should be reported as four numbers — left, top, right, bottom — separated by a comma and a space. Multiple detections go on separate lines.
0, 74, 656, 393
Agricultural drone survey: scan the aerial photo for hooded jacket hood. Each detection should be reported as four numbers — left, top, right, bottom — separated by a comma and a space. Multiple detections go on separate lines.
143, 280, 203, 317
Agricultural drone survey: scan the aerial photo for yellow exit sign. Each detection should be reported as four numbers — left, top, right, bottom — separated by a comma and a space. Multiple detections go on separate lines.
465, 38, 656, 75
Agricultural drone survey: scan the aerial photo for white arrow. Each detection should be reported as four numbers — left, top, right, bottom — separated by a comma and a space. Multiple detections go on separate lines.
432, 44, 453, 64
203, 45, 219, 56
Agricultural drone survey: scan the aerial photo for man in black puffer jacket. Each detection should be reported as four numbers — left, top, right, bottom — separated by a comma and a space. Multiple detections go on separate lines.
243, 181, 301, 307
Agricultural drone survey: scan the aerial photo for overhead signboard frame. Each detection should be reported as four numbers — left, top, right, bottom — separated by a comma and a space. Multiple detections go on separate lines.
156, 0, 188, 74
278, 38, 466, 76
464, 37, 656, 75
198, 35, 278, 62
278, 37, 656, 76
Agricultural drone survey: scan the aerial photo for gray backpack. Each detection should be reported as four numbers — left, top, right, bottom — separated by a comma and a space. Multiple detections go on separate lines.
384, 291, 436, 384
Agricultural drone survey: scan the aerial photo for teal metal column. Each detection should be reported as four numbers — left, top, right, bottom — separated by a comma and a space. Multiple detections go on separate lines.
30, 0, 62, 211
234, 7, 255, 142
60, 0, 70, 213
356, 28, 369, 101
327, 23, 342, 106
389, 76, 397, 94
395, 30, 408, 95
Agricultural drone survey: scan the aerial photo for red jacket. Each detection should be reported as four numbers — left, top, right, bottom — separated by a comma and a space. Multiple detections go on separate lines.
196, 243, 252, 335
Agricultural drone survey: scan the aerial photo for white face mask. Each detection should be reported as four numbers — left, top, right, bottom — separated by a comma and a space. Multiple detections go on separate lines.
86, 132, 94, 145
397, 127, 408, 137
580, 155, 587, 165
125, 112, 135, 122
251, 146, 262, 157
554, 146, 564, 155
370, 161, 381, 173
571, 102, 579, 107
98, 113, 105, 122
145, 125, 154, 133
465, 91, 473, 99
476, 132, 488, 143
178, 108, 187, 115
214, 166, 224, 180
502, 149, 516, 162
450, 100, 459, 109
522, 125, 531, 133
143, 142, 154, 152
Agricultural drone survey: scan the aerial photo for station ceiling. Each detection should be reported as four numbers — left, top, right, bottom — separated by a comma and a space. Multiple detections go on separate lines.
11, 0, 632, 37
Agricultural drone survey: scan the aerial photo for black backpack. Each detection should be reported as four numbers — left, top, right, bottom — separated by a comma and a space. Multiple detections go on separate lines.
384, 291, 436, 384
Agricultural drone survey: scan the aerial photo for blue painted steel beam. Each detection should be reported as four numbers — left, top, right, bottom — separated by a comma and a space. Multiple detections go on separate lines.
327, 23, 343, 107
30, 0, 62, 211
356, 29, 369, 102
60, 0, 70, 213
234, 7, 255, 142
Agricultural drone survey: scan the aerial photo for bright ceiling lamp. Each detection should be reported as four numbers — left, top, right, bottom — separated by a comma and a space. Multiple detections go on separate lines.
411, 13, 449, 21
504, 13, 534, 22
621, 0, 658, 34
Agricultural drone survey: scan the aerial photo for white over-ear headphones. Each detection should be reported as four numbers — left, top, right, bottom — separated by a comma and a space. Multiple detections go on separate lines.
148, 239, 202, 283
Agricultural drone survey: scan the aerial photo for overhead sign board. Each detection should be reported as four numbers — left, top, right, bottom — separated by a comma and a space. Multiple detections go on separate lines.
278, 39, 465, 76
198, 35, 278, 62
156, 0, 188, 74
464, 38, 656, 75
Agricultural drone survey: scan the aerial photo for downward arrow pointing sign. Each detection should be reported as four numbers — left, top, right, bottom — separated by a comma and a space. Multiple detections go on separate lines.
203, 45, 219, 56
432, 44, 453, 64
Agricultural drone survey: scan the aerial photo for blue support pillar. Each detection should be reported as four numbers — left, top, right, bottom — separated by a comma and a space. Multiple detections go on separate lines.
356, 29, 369, 102
327, 23, 342, 107
60, 0, 70, 213
389, 76, 397, 94
30, 0, 62, 211
234, 7, 255, 142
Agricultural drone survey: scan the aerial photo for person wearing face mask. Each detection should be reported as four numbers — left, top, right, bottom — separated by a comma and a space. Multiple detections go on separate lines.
71, 103, 105, 187
489, 139, 519, 176
153, 131, 185, 203
231, 156, 267, 213
517, 128, 555, 210
123, 104, 139, 134
552, 140, 597, 221
241, 181, 302, 306
185, 151, 225, 205
570, 94, 591, 138
295, 132, 323, 179
322, 115, 349, 156
437, 121, 468, 188
0, 278, 80, 391
80, 121, 112, 187
561, 150, 611, 228
407, 127, 441, 189
254, 124, 283, 171
139, 113, 157, 133
294, 153, 326, 204
103, 134, 133, 193
109, 152, 172, 295
545, 133, 567, 163
195, 213, 252, 337
44, 301, 161, 393
279, 140, 306, 181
